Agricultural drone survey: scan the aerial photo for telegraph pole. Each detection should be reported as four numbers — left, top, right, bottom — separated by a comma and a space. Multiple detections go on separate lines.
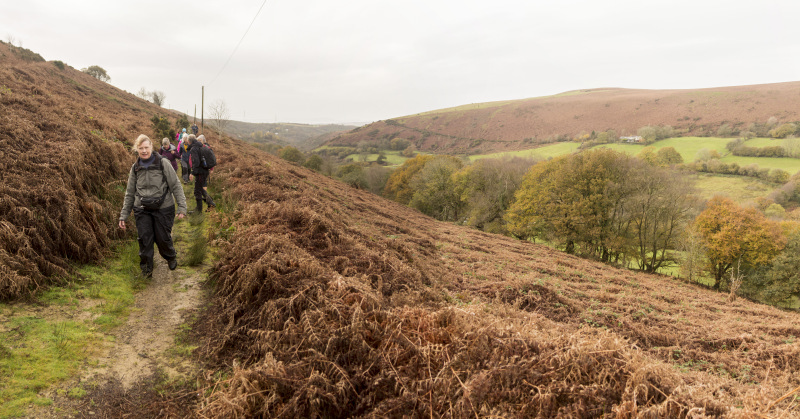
201, 86, 204, 134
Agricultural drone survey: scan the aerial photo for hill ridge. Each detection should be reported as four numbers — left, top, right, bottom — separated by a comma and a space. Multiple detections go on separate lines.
329, 81, 800, 154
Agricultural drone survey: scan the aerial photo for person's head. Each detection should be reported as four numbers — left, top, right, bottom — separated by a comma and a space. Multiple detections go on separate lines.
182, 128, 187, 133
188, 134, 197, 144
162, 138, 170, 149
132, 134, 153, 159
197, 134, 206, 145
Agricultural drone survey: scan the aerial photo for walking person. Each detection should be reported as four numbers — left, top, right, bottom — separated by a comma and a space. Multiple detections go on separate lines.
191, 122, 199, 135
197, 135, 216, 210
188, 135, 216, 212
178, 130, 191, 183
119, 134, 187, 278
159, 137, 179, 172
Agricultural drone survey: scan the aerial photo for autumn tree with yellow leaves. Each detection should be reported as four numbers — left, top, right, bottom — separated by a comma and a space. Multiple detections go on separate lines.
694, 196, 786, 290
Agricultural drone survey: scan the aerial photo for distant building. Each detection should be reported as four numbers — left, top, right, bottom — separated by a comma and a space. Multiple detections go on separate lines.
620, 136, 643, 143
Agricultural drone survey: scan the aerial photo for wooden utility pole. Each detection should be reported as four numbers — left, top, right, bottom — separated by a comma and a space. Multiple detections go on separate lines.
201, 86, 204, 134
193, 105, 196, 123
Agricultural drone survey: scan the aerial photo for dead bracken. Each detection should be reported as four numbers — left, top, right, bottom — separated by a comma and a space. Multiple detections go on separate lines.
3, 39, 800, 417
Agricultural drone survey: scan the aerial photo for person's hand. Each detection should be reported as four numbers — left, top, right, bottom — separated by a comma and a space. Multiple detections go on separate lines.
118, 220, 126, 230
177, 213, 186, 220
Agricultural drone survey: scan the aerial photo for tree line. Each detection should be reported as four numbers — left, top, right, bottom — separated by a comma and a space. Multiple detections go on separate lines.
270, 139, 800, 307
382, 148, 800, 307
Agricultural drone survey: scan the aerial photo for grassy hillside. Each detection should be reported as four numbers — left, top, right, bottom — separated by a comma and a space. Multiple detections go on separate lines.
327, 83, 800, 154
4, 42, 800, 417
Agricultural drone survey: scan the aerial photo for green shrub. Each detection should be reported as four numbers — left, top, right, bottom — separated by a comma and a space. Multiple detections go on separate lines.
53, 60, 65, 70
183, 220, 207, 267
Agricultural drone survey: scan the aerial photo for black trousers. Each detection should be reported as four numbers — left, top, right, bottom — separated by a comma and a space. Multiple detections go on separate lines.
180, 160, 190, 182
133, 205, 177, 274
193, 173, 215, 211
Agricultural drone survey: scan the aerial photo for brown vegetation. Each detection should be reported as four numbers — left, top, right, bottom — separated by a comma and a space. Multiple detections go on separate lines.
0, 41, 228, 300
193, 148, 800, 417
0, 41, 139, 298
329, 84, 800, 154
4, 41, 800, 416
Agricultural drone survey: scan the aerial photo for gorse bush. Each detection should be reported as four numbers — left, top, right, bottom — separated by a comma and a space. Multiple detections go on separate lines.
150, 114, 173, 141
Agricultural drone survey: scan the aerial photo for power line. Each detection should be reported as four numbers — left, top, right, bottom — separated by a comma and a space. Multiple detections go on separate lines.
208, 0, 269, 86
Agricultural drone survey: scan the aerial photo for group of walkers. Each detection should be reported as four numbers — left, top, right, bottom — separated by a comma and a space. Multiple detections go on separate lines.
118, 127, 217, 278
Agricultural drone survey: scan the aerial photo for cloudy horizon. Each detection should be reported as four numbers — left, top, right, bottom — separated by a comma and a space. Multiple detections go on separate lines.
4, 0, 800, 125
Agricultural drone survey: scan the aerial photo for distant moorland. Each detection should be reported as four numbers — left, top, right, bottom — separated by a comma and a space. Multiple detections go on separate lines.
327, 83, 800, 154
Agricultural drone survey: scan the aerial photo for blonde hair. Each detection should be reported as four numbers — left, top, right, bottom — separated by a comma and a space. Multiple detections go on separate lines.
132, 134, 152, 152
162, 138, 170, 148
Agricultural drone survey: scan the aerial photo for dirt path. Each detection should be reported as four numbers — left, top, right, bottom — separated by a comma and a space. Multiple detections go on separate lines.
26, 220, 208, 418
83, 258, 203, 390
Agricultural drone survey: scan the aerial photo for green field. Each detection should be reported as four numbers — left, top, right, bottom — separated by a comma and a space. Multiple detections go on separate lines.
468, 142, 580, 161
595, 137, 731, 162
690, 173, 776, 202
744, 137, 783, 147
467, 137, 798, 205
345, 151, 410, 166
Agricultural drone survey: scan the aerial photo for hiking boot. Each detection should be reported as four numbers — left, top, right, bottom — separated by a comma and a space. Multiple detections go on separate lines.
205, 205, 216, 212
142, 269, 153, 279
168, 258, 177, 270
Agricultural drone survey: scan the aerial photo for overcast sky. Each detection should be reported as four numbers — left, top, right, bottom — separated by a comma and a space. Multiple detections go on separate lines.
4, 1, 800, 125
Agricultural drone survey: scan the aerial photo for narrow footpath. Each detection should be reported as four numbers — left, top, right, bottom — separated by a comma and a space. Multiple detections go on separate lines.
25, 205, 210, 418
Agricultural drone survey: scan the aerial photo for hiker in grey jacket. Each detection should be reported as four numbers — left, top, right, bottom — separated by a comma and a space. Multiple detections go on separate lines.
119, 134, 187, 278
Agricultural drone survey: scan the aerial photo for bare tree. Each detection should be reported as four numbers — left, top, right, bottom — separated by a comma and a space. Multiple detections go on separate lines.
150, 90, 166, 107
208, 99, 231, 133
136, 87, 149, 100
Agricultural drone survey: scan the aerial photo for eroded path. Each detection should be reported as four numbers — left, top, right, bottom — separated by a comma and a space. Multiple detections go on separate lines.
83, 258, 203, 390
25, 213, 209, 418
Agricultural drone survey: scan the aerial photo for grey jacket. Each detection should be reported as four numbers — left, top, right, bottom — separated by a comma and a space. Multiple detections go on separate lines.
119, 155, 188, 221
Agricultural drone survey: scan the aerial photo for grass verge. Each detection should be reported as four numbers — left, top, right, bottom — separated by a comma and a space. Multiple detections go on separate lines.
0, 240, 143, 418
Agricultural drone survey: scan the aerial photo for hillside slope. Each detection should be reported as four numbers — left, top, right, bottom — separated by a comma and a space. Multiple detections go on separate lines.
193, 147, 800, 417
328, 83, 800, 154
0, 40, 246, 300
0, 41, 164, 298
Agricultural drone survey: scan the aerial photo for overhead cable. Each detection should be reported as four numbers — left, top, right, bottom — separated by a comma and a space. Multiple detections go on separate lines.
207, 0, 269, 86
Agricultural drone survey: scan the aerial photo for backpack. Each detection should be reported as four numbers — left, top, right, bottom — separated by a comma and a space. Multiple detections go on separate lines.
133, 156, 170, 210
200, 145, 217, 169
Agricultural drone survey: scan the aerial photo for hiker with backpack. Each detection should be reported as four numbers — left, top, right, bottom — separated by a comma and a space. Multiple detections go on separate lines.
118, 134, 187, 278
188, 134, 216, 212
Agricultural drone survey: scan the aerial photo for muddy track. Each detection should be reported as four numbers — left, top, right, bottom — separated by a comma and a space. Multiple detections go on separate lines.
27, 218, 207, 418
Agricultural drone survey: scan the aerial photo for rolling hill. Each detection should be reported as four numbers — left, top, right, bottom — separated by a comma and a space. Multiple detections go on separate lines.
3, 40, 800, 417
224, 120, 356, 150
327, 83, 800, 154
